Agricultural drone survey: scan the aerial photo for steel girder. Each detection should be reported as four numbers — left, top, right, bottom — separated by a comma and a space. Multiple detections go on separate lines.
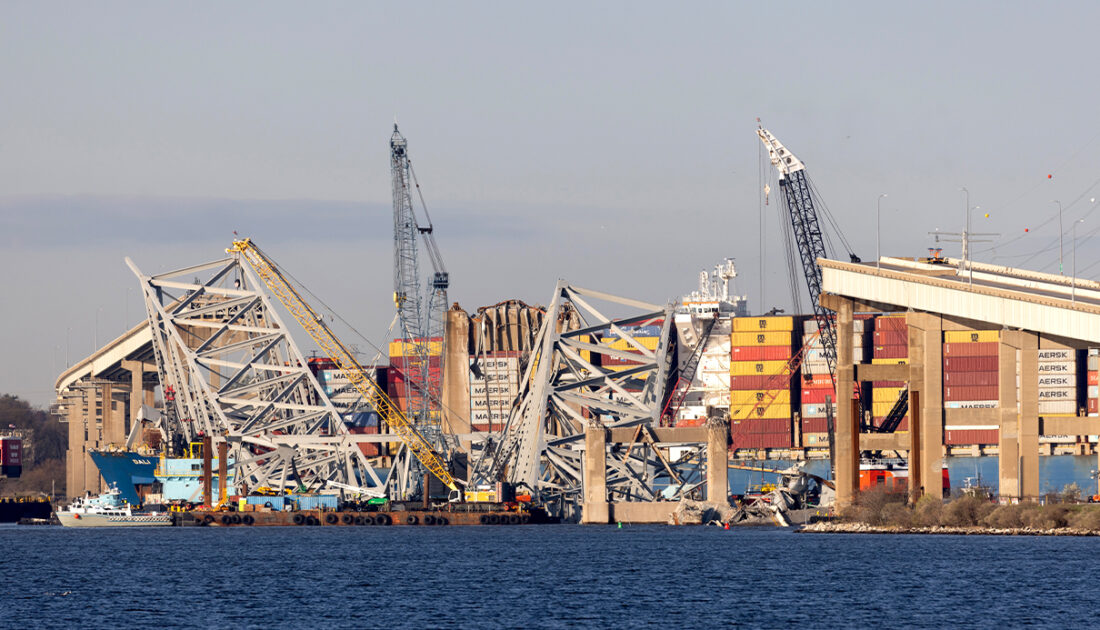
126, 256, 385, 497
477, 281, 705, 519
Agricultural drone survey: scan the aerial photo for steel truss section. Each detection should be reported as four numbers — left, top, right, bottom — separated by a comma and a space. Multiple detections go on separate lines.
476, 281, 705, 519
126, 256, 385, 497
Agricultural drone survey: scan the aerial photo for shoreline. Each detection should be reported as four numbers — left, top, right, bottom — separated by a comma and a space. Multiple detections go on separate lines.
798, 521, 1100, 537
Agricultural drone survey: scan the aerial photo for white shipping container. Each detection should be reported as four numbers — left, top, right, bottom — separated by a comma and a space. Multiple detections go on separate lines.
1039, 434, 1077, 444
702, 391, 731, 408
1036, 387, 1076, 401
944, 400, 998, 409
802, 360, 831, 374
1038, 374, 1074, 388
1038, 400, 1078, 415
1089, 385, 1099, 399
802, 335, 864, 349
1037, 348, 1074, 362
697, 370, 732, 390
804, 319, 865, 333
1037, 361, 1076, 375
801, 403, 835, 418
470, 408, 510, 425
471, 397, 516, 410
471, 383, 519, 399
1089, 355, 1099, 369
470, 356, 519, 369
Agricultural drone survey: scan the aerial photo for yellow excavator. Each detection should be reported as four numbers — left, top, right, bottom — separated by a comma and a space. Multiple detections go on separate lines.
227, 238, 458, 492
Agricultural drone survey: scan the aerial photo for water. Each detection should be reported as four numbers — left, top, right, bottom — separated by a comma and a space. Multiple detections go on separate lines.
4, 524, 1099, 628
730, 454, 1100, 496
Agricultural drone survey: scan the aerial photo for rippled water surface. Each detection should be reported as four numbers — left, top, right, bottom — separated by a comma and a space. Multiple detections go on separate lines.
5, 523, 1100, 628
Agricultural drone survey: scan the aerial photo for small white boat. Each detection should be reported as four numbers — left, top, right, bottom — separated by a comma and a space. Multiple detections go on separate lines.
56, 485, 172, 528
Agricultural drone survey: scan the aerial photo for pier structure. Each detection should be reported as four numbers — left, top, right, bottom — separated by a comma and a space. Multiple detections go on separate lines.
822, 256, 1100, 508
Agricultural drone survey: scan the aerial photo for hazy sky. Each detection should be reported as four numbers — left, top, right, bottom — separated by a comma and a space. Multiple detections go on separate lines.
5, 2, 1100, 406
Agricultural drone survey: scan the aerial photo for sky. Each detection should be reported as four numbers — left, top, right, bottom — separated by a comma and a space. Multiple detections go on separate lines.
5, 1, 1100, 407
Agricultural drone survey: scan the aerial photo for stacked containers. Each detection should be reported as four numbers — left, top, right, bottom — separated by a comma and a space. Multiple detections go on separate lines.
598, 331, 661, 425
942, 330, 999, 445
387, 337, 443, 426
469, 351, 521, 432
1088, 350, 1099, 417
729, 316, 794, 449
800, 316, 869, 446
1037, 344, 1079, 417
872, 314, 908, 430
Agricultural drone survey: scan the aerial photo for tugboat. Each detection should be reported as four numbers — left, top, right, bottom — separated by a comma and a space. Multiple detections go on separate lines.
56, 485, 172, 528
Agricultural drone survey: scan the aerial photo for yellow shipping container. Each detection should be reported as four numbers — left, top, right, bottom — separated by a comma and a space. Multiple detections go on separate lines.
871, 358, 909, 365
600, 336, 660, 351
730, 360, 791, 376
732, 316, 795, 332
944, 330, 999, 343
873, 387, 906, 402
730, 403, 790, 419
872, 401, 905, 416
389, 340, 443, 357
731, 390, 792, 405
730, 331, 793, 347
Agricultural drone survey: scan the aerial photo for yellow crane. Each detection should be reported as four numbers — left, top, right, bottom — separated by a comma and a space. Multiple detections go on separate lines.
227, 238, 458, 491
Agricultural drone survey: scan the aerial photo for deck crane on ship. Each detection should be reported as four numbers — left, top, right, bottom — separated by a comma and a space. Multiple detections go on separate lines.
756, 126, 909, 436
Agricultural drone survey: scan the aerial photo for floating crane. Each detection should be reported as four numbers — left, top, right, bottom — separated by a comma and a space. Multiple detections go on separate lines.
756, 126, 908, 435
390, 125, 449, 429
228, 238, 458, 492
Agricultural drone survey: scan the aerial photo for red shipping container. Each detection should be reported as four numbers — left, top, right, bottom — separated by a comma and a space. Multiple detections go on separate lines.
388, 356, 442, 369
944, 429, 999, 445
800, 374, 834, 389
875, 316, 908, 331
802, 418, 829, 433
675, 417, 706, 428
732, 418, 790, 433
1089, 371, 1099, 386
731, 345, 794, 361
801, 388, 838, 404
1089, 398, 1098, 414
874, 344, 909, 359
942, 342, 999, 357
943, 370, 999, 387
732, 432, 792, 449
731, 375, 792, 390
874, 330, 908, 345
873, 380, 906, 389
348, 425, 381, 457
944, 385, 999, 401
943, 356, 998, 371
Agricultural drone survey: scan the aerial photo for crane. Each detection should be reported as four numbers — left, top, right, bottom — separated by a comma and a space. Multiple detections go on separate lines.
228, 238, 458, 492
756, 127, 908, 435
390, 124, 449, 429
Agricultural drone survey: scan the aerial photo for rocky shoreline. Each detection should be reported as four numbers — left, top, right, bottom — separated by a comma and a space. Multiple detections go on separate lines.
798, 521, 1100, 537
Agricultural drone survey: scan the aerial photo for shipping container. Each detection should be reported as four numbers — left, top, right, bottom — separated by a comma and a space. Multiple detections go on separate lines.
800, 374, 834, 389
389, 338, 443, 357
246, 495, 287, 510
943, 371, 999, 387
675, 417, 706, 428
729, 403, 791, 420
874, 315, 908, 330
1090, 355, 1099, 370
293, 494, 340, 510
732, 316, 794, 332
1089, 371, 1099, 386
731, 331, 793, 347
804, 318, 867, 333
874, 330, 909, 346
944, 385, 999, 401
731, 432, 793, 449
1036, 360, 1075, 375
801, 360, 831, 375
1037, 348, 1075, 362
944, 330, 999, 344
873, 344, 909, 359
601, 336, 660, 351
801, 388, 837, 404
730, 345, 793, 361
730, 360, 791, 377
944, 429, 999, 445
802, 416, 831, 432
1038, 374, 1075, 388
943, 400, 997, 409
1036, 387, 1076, 401
1089, 398, 1098, 415
730, 375, 787, 390
871, 357, 909, 366
943, 356, 998, 372
1037, 400, 1077, 415
801, 432, 831, 446
942, 342, 999, 357
731, 390, 792, 405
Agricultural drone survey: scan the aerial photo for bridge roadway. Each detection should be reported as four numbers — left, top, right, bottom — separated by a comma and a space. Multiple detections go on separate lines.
821, 255, 1100, 507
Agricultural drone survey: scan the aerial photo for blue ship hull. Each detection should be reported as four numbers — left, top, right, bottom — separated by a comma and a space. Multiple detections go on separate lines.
88, 451, 158, 505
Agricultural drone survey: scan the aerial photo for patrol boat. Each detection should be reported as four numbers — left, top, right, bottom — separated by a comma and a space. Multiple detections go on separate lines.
56, 485, 172, 528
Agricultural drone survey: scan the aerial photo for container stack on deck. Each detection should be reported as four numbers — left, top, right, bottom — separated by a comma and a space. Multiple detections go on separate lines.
800, 316, 869, 447
1036, 344, 1078, 417
943, 330, 1000, 446
871, 314, 908, 430
1088, 351, 1099, 417
387, 338, 443, 423
469, 352, 521, 432
729, 317, 795, 449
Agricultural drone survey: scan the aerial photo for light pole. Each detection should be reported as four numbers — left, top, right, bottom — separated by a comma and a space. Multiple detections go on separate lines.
1073, 218, 1084, 303
1053, 200, 1064, 274
876, 193, 887, 269
961, 187, 970, 276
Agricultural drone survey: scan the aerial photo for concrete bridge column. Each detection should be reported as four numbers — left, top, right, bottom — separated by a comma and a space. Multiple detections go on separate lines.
102, 382, 126, 447
706, 417, 729, 502
998, 334, 1021, 500
834, 297, 858, 509
581, 426, 609, 524
1019, 335, 1040, 500
65, 391, 87, 498
908, 312, 943, 500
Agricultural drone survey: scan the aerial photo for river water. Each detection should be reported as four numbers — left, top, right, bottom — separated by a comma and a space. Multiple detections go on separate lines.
731, 454, 1100, 496
4, 523, 1098, 628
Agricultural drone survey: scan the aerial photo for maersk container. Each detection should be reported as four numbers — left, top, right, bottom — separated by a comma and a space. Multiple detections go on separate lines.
944, 400, 997, 409
1036, 360, 1075, 375
1038, 348, 1075, 362
1036, 387, 1076, 401
1038, 374, 1074, 388
1038, 400, 1078, 415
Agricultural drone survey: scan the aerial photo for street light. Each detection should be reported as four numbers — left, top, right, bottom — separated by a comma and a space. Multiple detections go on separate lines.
1053, 200, 1064, 274
876, 193, 888, 269
1073, 218, 1085, 304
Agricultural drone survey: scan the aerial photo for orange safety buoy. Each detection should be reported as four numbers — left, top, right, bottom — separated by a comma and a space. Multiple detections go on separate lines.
73, 513, 81, 520
723, 522, 729, 530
